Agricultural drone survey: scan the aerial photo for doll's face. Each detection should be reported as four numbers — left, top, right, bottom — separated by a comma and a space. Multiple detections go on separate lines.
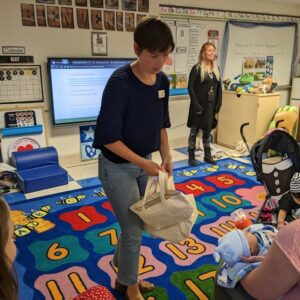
245, 231, 259, 256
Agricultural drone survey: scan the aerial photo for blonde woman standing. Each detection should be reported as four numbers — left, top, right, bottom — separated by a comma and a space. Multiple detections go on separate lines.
187, 42, 222, 166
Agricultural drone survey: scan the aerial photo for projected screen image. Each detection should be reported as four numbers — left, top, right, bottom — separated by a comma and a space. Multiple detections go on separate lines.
48, 57, 133, 125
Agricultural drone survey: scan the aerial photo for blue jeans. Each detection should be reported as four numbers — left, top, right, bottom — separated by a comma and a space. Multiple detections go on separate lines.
98, 153, 149, 285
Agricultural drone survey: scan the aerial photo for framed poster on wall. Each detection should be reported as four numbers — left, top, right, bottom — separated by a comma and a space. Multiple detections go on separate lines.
91, 32, 107, 56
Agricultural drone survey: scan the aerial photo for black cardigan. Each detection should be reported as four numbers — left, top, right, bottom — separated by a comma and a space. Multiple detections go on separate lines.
187, 64, 222, 132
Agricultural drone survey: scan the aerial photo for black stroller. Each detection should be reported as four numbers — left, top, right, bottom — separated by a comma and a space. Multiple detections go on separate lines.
214, 127, 300, 300
249, 128, 300, 224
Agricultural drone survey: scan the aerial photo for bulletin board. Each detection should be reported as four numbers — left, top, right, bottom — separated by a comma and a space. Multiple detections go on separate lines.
162, 18, 225, 96
160, 5, 300, 96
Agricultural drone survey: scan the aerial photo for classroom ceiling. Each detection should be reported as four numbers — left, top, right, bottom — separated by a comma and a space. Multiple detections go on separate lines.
266, 0, 300, 5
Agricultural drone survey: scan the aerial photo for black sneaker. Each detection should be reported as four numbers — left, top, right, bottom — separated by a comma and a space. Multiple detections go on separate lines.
204, 156, 216, 165
188, 158, 197, 166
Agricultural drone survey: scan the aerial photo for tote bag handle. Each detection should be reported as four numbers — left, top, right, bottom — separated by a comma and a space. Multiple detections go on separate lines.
158, 170, 168, 201
142, 175, 159, 205
158, 171, 177, 200
141, 171, 175, 206
141, 171, 170, 205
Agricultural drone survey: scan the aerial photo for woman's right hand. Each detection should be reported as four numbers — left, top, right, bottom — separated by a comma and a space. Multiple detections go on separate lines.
142, 159, 162, 176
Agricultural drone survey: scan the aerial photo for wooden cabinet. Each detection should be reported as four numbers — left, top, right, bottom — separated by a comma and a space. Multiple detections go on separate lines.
217, 91, 280, 148
290, 77, 300, 141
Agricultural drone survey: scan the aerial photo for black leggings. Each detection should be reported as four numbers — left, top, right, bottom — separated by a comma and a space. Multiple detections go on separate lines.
188, 127, 211, 150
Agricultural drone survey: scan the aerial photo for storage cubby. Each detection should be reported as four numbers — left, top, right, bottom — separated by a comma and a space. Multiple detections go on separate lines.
217, 91, 280, 148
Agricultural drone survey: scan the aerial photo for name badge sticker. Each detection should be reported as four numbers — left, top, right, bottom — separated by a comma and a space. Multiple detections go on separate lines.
158, 89, 165, 99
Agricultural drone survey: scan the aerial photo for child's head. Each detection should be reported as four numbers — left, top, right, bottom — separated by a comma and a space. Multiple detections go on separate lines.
134, 17, 175, 54
214, 224, 278, 266
290, 172, 300, 204
213, 229, 252, 266
0, 197, 17, 300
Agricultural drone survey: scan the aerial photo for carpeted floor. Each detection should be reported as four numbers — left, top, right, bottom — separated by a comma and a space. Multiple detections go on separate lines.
8, 157, 265, 300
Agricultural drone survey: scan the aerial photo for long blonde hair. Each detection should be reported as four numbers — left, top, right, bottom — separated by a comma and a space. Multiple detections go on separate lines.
197, 42, 220, 82
0, 198, 17, 300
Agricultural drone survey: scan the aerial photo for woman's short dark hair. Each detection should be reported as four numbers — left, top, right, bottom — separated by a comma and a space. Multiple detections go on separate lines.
134, 17, 175, 53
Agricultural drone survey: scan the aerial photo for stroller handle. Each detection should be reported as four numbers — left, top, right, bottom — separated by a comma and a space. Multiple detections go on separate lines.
240, 122, 251, 154
275, 119, 284, 128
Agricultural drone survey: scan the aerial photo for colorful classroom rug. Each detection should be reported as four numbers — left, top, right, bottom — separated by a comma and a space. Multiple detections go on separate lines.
9, 158, 265, 300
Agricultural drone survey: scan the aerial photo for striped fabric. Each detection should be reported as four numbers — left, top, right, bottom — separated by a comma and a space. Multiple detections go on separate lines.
290, 172, 300, 193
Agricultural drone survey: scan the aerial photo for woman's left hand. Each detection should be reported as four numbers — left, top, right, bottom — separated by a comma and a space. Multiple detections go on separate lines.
161, 160, 173, 177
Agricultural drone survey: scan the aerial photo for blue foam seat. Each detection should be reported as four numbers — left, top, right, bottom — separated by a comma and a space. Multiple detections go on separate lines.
12, 146, 68, 193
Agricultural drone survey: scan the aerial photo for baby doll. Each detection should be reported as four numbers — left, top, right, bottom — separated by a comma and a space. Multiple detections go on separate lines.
214, 224, 277, 288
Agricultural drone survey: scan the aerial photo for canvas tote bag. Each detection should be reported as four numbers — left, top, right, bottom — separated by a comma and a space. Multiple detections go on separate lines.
130, 171, 194, 230
144, 193, 198, 243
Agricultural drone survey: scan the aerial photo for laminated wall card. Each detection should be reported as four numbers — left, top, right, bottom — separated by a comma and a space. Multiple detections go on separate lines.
0, 108, 47, 163
80, 125, 100, 160
1, 135, 47, 163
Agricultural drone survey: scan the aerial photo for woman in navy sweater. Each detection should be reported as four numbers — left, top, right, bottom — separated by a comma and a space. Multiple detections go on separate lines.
93, 17, 175, 300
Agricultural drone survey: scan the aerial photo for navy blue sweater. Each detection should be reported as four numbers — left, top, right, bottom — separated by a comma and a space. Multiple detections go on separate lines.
93, 64, 171, 163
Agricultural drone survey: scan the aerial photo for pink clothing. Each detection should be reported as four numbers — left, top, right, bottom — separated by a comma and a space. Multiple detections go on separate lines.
275, 219, 300, 299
